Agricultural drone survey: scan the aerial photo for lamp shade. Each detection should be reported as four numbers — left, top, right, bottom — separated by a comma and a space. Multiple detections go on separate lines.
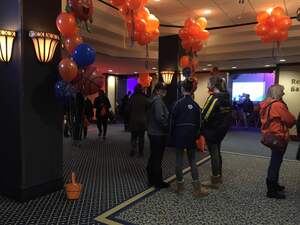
0, 29, 16, 62
161, 71, 175, 85
29, 31, 60, 63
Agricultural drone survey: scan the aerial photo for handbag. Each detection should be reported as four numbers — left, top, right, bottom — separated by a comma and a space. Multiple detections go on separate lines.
260, 101, 287, 150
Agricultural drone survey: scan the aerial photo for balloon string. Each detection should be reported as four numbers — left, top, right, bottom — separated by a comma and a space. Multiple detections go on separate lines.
145, 44, 149, 70
123, 20, 127, 49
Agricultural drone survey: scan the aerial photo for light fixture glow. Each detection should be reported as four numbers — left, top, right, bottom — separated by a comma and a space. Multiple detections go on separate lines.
279, 59, 286, 62
154, 0, 160, 2
108, 69, 113, 72
152, 67, 157, 70
266, 7, 273, 15
203, 9, 212, 15
202, 68, 208, 71
29, 31, 59, 63
0, 29, 16, 62
207, 64, 212, 66
265, 64, 271, 67
161, 70, 174, 85
134, 72, 138, 74
232, 66, 237, 69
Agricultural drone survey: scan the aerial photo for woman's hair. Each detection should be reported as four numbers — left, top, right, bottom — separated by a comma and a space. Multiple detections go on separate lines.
153, 82, 166, 95
134, 84, 143, 94
208, 76, 227, 92
181, 77, 194, 93
267, 84, 284, 100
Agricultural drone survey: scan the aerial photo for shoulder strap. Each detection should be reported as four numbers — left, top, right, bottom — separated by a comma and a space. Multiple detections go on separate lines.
261, 100, 279, 129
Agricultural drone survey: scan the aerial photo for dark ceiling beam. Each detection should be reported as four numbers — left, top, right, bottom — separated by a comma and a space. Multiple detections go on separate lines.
98, 0, 298, 30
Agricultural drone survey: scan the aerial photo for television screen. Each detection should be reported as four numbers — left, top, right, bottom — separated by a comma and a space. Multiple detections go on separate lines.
232, 82, 265, 102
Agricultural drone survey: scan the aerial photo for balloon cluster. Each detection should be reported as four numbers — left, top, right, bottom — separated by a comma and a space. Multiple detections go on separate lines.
55, 3, 103, 99
55, 80, 76, 104
179, 17, 209, 53
138, 73, 152, 87
110, 0, 160, 46
255, 6, 292, 43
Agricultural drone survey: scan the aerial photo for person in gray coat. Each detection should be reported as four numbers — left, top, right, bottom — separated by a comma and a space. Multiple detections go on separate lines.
128, 84, 149, 157
147, 82, 170, 189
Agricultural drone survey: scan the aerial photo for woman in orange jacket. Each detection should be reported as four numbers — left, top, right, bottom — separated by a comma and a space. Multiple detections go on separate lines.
259, 84, 296, 199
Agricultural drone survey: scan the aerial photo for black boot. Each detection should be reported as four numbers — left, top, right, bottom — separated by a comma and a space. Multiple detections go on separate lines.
275, 183, 285, 192
266, 179, 286, 199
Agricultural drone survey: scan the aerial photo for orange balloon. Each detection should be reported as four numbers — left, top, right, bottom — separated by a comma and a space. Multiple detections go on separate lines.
110, 0, 126, 7
64, 35, 83, 54
191, 41, 203, 52
191, 58, 198, 68
59, 58, 78, 82
277, 16, 292, 30
198, 30, 209, 40
135, 18, 147, 32
266, 15, 278, 27
136, 7, 150, 21
146, 14, 159, 32
271, 6, 285, 17
181, 39, 192, 51
127, 0, 143, 11
184, 18, 196, 28
261, 35, 272, 43
278, 30, 288, 41
136, 32, 151, 45
178, 28, 188, 40
255, 24, 269, 36
196, 17, 207, 30
150, 28, 160, 41
269, 27, 281, 40
256, 11, 269, 23
56, 13, 77, 37
180, 56, 190, 68
138, 73, 151, 87
119, 4, 131, 20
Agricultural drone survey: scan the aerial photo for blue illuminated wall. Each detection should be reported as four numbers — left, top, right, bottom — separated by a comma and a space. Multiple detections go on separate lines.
127, 77, 138, 94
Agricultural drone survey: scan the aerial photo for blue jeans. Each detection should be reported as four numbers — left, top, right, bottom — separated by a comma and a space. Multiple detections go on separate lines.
267, 147, 286, 182
176, 148, 199, 182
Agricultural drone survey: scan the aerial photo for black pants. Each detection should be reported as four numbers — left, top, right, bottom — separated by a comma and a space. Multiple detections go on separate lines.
207, 141, 222, 176
267, 147, 286, 182
131, 131, 145, 154
96, 116, 108, 137
147, 135, 167, 185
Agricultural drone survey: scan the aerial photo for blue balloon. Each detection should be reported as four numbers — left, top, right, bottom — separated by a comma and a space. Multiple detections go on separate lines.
55, 80, 76, 104
182, 67, 191, 77
71, 44, 96, 68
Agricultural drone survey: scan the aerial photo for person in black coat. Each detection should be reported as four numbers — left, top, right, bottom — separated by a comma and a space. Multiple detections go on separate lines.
83, 97, 94, 139
201, 76, 232, 189
73, 92, 85, 146
128, 85, 149, 157
171, 78, 209, 197
120, 92, 131, 131
93, 90, 111, 140
147, 82, 170, 189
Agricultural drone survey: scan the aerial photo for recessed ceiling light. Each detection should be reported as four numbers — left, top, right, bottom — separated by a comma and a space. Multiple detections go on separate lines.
154, 0, 160, 2
264, 65, 271, 67
152, 67, 157, 70
202, 68, 208, 71
207, 64, 212, 66
203, 9, 212, 15
232, 66, 237, 69
279, 59, 286, 62
134, 72, 138, 74
266, 7, 273, 15
108, 69, 113, 72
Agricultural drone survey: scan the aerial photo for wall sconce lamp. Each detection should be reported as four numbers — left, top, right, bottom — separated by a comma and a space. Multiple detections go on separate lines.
0, 29, 16, 62
29, 31, 60, 63
161, 70, 175, 85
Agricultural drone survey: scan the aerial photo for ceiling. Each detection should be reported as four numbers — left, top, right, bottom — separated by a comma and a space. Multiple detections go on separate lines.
67, 0, 300, 74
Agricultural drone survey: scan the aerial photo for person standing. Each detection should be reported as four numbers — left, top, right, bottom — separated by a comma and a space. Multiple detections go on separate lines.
120, 92, 131, 131
201, 76, 232, 189
83, 97, 94, 139
128, 85, 149, 157
171, 78, 209, 197
73, 92, 85, 146
94, 90, 111, 140
147, 82, 170, 189
259, 84, 296, 199
242, 94, 254, 128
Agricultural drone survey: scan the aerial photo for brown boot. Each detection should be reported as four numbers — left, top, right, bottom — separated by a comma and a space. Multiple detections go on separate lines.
175, 181, 185, 194
202, 175, 222, 189
192, 181, 209, 197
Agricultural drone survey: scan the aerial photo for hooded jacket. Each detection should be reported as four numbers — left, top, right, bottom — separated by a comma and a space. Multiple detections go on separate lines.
259, 98, 296, 140
170, 95, 201, 149
147, 95, 169, 136
201, 92, 232, 143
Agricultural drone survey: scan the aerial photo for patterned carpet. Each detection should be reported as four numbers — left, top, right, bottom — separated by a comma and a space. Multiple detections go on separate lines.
0, 124, 206, 225
114, 152, 300, 225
